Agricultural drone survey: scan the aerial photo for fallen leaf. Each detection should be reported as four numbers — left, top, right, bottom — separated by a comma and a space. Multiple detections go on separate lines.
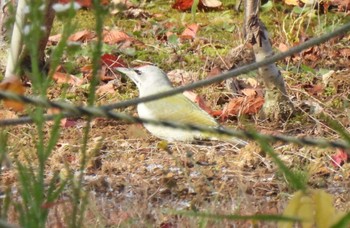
180, 24, 199, 40
278, 43, 289, 52
172, 0, 222, 10
48, 34, 62, 44
172, 0, 194, 10
331, 149, 349, 167
207, 67, 222, 78
68, 30, 95, 42
217, 96, 264, 119
101, 53, 126, 68
96, 81, 116, 96
339, 48, 350, 57
201, 0, 222, 8
241, 88, 257, 96
0, 76, 26, 112
62, 118, 79, 128
99, 66, 117, 81
183, 91, 213, 114
53, 71, 84, 86
102, 29, 132, 44
307, 84, 324, 95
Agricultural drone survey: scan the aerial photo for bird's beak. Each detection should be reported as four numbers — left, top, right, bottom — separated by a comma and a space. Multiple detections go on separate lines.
115, 67, 133, 75
115, 67, 140, 85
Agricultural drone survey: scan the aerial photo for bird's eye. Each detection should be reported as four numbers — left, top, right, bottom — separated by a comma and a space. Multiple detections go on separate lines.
134, 69, 142, 75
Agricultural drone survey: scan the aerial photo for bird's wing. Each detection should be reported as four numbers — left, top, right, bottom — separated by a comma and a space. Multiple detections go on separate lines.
143, 94, 218, 127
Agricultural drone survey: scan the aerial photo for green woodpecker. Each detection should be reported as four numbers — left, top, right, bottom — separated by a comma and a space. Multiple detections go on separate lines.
117, 65, 246, 145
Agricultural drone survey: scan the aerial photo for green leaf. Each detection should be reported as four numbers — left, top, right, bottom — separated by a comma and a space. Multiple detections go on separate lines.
261, 1, 273, 12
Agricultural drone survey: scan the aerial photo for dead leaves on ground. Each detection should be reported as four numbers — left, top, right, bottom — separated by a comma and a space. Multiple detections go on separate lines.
168, 68, 264, 120
49, 28, 144, 47
283, 0, 350, 12
172, 0, 222, 11
278, 34, 350, 69
0, 76, 26, 112
53, 70, 84, 86
213, 78, 264, 120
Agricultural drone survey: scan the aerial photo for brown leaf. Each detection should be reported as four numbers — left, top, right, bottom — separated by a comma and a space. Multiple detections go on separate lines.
99, 66, 117, 82
219, 96, 264, 119
68, 30, 96, 42
53, 71, 84, 86
180, 24, 199, 40
102, 29, 132, 44
0, 76, 26, 112
339, 48, 350, 57
48, 34, 62, 44
241, 88, 257, 97
308, 84, 324, 95
61, 118, 79, 128
278, 43, 289, 52
183, 91, 213, 114
207, 67, 222, 78
96, 82, 116, 96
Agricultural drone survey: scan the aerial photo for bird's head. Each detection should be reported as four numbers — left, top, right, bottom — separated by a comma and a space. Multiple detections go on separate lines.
116, 65, 173, 96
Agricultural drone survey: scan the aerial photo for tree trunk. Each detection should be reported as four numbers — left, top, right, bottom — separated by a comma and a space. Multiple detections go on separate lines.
243, 0, 294, 121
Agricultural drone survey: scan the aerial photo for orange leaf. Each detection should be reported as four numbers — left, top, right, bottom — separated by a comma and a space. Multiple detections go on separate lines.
180, 24, 199, 40
0, 76, 26, 112
53, 71, 84, 86
220, 96, 264, 120
172, 0, 194, 10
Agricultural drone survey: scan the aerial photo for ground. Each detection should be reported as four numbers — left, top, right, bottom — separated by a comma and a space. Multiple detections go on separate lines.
0, 1, 350, 227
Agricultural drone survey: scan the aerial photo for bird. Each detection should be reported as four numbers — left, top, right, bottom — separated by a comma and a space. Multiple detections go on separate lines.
116, 65, 246, 145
